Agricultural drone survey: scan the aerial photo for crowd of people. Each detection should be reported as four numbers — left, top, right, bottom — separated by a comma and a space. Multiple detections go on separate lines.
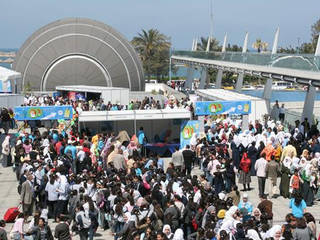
0, 95, 319, 239
21, 94, 192, 112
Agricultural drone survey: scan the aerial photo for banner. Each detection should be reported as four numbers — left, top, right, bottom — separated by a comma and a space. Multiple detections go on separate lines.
14, 106, 73, 121
180, 120, 200, 149
195, 101, 251, 116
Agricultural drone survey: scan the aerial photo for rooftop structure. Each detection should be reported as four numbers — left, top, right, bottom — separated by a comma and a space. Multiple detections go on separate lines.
13, 18, 144, 91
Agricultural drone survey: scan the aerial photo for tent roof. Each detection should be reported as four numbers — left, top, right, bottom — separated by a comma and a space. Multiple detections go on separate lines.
0, 66, 21, 82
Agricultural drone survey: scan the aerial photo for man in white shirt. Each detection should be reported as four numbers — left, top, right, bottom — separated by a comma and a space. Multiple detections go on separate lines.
255, 152, 268, 197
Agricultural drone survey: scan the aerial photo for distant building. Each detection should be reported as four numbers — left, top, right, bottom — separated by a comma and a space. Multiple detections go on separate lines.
13, 18, 144, 91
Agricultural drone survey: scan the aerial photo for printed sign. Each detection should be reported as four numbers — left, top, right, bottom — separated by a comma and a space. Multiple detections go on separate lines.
180, 120, 200, 149
195, 101, 251, 116
14, 106, 73, 121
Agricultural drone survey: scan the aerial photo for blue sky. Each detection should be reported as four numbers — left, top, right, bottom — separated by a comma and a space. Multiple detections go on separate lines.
1, 0, 319, 50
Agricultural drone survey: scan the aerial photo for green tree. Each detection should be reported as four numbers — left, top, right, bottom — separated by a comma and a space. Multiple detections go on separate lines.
278, 46, 297, 54
197, 37, 220, 51
132, 29, 170, 81
311, 18, 320, 50
226, 44, 242, 52
300, 42, 314, 54
23, 81, 32, 94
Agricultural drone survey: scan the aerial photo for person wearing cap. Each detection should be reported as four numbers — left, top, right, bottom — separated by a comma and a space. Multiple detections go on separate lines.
64, 139, 77, 173
238, 193, 253, 215
217, 209, 226, 219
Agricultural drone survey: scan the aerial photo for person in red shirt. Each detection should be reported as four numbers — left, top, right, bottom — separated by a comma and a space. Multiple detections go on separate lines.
290, 169, 301, 193
239, 151, 252, 191
55, 136, 64, 155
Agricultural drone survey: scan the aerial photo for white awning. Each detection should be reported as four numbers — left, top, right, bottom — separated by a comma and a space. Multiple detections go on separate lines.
79, 109, 191, 122
0, 66, 21, 92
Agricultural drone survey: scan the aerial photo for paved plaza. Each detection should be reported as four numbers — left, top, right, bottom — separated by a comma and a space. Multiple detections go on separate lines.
0, 166, 320, 239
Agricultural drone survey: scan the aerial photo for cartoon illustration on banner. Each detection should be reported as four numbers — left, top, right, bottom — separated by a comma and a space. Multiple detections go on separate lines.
14, 106, 73, 121
180, 120, 200, 149
195, 101, 251, 116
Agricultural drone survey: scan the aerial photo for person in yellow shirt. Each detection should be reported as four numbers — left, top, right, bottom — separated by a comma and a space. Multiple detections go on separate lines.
274, 142, 282, 162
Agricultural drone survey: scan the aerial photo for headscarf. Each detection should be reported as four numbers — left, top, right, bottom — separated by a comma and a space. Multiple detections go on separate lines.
190, 133, 198, 147
42, 139, 50, 147
310, 158, 318, 173
1, 135, 10, 155
224, 206, 238, 221
301, 149, 309, 159
292, 157, 300, 169
246, 229, 261, 240
162, 225, 173, 238
172, 229, 184, 240
283, 156, 292, 168
233, 135, 240, 147
263, 225, 282, 239
252, 208, 261, 221
299, 158, 307, 169
293, 128, 299, 139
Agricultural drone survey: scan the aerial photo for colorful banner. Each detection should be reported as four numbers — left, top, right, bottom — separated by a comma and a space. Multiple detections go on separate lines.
14, 106, 73, 121
195, 101, 251, 116
180, 120, 200, 149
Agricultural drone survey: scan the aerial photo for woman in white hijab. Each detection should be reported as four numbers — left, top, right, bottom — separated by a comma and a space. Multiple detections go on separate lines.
263, 225, 282, 240
280, 155, 293, 198
172, 228, 184, 240
1, 135, 10, 167
190, 133, 198, 148
162, 224, 173, 239
246, 229, 261, 240
220, 206, 239, 234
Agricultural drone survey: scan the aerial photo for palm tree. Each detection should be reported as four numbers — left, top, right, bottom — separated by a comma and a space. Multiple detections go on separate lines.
132, 29, 170, 81
252, 39, 268, 53
197, 37, 220, 51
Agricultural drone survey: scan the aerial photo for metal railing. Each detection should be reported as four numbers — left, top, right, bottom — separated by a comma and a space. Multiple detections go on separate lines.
172, 51, 320, 72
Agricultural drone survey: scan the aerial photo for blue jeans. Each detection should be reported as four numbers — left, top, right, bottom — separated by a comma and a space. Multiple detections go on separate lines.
207, 174, 214, 186
114, 221, 124, 240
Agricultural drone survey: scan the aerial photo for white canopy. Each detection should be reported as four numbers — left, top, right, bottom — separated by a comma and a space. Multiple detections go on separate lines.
0, 66, 21, 92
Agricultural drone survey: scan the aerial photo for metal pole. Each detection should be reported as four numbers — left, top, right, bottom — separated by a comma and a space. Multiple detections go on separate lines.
169, 47, 172, 83
134, 111, 137, 136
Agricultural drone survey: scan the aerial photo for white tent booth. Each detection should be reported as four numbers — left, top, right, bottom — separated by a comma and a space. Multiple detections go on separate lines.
79, 109, 191, 146
0, 66, 22, 93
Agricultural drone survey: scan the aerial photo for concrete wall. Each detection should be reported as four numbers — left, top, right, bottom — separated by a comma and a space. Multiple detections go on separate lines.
249, 100, 269, 122
101, 88, 129, 105
279, 101, 320, 117
0, 94, 24, 108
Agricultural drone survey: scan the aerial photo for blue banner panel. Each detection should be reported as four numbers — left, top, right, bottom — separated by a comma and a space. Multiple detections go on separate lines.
14, 106, 73, 121
195, 101, 251, 116
180, 120, 200, 149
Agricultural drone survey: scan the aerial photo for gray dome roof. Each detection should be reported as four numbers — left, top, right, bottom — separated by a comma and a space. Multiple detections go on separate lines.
13, 18, 144, 91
